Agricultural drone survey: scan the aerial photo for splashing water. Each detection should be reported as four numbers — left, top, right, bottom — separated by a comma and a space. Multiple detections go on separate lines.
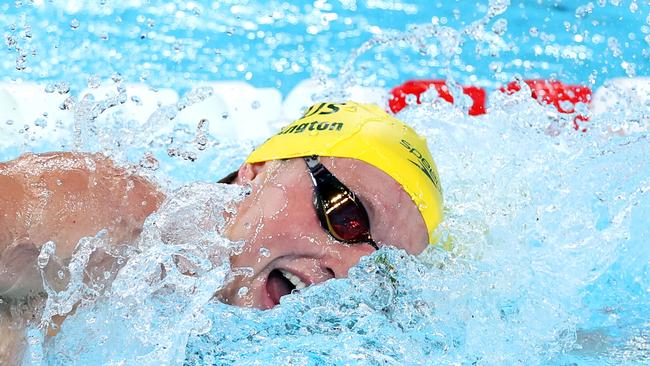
0, 1, 648, 365
18, 92, 650, 365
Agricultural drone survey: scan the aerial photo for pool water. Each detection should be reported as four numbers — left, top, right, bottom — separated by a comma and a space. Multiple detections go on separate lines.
1, 1, 649, 365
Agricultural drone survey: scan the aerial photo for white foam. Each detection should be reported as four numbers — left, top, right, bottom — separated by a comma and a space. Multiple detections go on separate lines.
591, 77, 650, 116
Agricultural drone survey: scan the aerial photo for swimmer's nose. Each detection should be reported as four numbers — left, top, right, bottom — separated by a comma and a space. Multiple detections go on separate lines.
321, 243, 375, 279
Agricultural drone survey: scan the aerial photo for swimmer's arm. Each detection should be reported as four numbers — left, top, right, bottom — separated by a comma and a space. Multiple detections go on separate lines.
0, 152, 165, 299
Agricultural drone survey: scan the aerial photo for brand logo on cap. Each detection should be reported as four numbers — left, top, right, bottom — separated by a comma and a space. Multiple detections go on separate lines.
400, 139, 442, 193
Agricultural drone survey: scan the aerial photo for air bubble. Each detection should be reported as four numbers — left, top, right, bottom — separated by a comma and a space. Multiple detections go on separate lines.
70, 19, 80, 30
251, 100, 260, 109
6, 120, 13, 125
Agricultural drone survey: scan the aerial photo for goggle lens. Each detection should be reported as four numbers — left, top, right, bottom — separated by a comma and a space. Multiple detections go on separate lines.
305, 156, 377, 249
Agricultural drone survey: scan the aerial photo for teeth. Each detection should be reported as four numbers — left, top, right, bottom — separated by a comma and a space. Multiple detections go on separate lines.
279, 269, 307, 290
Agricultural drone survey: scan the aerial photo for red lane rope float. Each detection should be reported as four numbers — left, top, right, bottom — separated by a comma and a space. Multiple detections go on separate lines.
389, 80, 487, 116
500, 79, 592, 130
389, 79, 592, 131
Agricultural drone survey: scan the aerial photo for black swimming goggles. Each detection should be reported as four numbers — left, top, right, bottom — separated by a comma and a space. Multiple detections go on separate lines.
303, 156, 378, 250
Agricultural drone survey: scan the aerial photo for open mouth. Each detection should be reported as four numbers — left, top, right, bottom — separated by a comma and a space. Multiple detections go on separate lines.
266, 269, 307, 306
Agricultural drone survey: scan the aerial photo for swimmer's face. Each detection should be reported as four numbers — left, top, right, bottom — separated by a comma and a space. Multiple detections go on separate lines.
219, 157, 428, 310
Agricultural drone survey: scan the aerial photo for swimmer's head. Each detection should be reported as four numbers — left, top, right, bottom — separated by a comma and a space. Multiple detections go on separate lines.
219, 101, 443, 309
245, 101, 443, 244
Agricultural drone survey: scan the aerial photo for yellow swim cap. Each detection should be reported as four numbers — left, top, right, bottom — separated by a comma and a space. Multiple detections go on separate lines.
246, 102, 444, 245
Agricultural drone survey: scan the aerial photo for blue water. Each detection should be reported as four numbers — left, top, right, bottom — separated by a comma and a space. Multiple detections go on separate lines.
1, 1, 649, 365
2, 0, 649, 94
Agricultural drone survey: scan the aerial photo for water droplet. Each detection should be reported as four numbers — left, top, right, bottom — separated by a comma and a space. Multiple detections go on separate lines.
139, 70, 150, 82
5, 35, 17, 48
259, 247, 271, 257
251, 100, 260, 109
37, 241, 56, 269
54, 82, 70, 95
15, 54, 26, 71
6, 120, 13, 125
34, 118, 47, 128
405, 94, 417, 106
131, 95, 142, 104
56, 179, 62, 186
488, 0, 510, 16
139, 152, 160, 171
491, 18, 507, 36
575, 3, 594, 18
237, 287, 249, 297
70, 19, 80, 30
60, 96, 75, 110
57, 270, 65, 279
182, 151, 197, 162
111, 72, 122, 83
87, 75, 101, 89
221, 112, 229, 119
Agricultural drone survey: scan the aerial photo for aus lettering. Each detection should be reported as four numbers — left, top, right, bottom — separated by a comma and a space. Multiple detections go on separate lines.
302, 102, 343, 118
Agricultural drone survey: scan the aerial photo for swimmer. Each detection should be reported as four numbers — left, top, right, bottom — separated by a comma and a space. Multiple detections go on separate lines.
0, 102, 443, 364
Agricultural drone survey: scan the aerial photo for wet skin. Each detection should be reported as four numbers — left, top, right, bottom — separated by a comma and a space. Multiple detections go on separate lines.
0, 153, 427, 307
220, 157, 428, 309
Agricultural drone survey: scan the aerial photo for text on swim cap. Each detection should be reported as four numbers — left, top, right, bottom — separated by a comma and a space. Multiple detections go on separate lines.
279, 121, 344, 134
302, 102, 342, 118
400, 139, 442, 194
